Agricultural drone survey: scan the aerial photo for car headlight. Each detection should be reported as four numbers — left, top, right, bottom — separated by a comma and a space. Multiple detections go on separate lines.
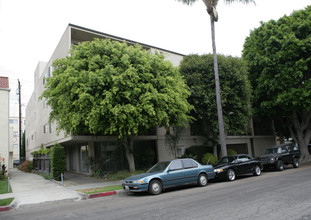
214, 168, 224, 173
270, 158, 275, 162
132, 179, 146, 184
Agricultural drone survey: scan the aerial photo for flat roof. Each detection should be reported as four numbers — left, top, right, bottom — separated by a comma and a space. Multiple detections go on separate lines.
69, 23, 185, 57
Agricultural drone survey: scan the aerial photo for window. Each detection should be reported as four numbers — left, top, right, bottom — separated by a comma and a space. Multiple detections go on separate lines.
13, 131, 18, 137
49, 123, 52, 133
43, 124, 49, 134
10, 119, 18, 124
182, 159, 196, 169
238, 155, 250, 162
48, 65, 53, 77
169, 160, 183, 171
43, 99, 48, 108
13, 144, 18, 149
177, 146, 184, 156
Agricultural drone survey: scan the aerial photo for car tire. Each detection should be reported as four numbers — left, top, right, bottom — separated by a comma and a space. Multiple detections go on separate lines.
148, 180, 162, 195
198, 174, 208, 187
276, 160, 284, 171
253, 165, 261, 176
293, 158, 299, 168
227, 169, 236, 181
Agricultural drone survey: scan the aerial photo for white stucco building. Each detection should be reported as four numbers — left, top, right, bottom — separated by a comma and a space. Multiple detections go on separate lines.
25, 24, 275, 174
0, 76, 10, 172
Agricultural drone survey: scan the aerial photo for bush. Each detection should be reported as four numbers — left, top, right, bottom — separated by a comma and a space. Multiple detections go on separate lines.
19, 161, 33, 172
184, 145, 213, 163
50, 143, 65, 180
202, 153, 218, 165
227, 149, 238, 156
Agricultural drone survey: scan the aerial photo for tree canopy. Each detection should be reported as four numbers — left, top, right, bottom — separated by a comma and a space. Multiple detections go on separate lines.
180, 54, 251, 146
41, 38, 193, 171
243, 6, 311, 160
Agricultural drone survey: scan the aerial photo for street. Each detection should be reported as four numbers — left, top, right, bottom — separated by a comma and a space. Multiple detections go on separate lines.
2, 164, 311, 220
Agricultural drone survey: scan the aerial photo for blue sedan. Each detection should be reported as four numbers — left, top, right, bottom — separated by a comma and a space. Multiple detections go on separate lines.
122, 158, 215, 195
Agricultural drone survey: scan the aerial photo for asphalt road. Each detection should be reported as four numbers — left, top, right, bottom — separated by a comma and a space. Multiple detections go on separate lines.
2, 164, 311, 220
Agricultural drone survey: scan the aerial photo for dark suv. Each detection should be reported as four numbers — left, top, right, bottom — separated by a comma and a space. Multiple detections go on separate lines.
260, 143, 300, 171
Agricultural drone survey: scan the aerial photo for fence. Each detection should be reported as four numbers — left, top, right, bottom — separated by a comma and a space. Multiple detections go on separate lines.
33, 155, 50, 173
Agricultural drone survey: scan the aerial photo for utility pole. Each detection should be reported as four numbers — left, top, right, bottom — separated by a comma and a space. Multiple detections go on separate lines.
17, 79, 22, 162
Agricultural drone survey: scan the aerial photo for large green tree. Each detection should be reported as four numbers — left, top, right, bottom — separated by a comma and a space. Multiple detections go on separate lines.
41, 39, 193, 171
176, 0, 254, 157
243, 6, 311, 161
180, 54, 251, 151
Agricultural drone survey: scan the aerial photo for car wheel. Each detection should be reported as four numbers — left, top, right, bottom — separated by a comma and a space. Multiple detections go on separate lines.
198, 174, 208, 187
276, 160, 284, 171
293, 158, 299, 168
227, 169, 236, 181
148, 180, 162, 195
253, 165, 261, 176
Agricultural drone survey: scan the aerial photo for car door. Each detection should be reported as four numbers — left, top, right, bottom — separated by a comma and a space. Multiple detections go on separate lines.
235, 155, 250, 174
181, 159, 199, 184
163, 160, 185, 188
281, 145, 291, 164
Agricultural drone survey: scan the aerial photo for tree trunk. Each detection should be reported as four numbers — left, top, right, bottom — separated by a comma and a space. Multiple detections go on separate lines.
288, 111, 311, 162
121, 135, 136, 172
210, 15, 227, 157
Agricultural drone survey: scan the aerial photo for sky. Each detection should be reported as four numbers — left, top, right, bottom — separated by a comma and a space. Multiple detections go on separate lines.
0, 0, 310, 117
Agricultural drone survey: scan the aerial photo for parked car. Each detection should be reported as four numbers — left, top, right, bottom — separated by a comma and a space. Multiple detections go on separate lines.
213, 154, 262, 181
259, 143, 300, 171
122, 158, 215, 195
13, 160, 20, 168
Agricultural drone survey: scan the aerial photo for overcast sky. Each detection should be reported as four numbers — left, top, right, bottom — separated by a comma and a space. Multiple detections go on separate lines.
0, 0, 310, 116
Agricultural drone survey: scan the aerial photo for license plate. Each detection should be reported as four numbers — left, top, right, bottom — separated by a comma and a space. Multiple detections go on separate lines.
125, 186, 129, 190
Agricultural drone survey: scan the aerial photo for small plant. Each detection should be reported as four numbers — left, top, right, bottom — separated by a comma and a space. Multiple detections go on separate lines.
19, 161, 33, 172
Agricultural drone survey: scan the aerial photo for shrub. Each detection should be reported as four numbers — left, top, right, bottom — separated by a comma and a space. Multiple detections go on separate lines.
227, 149, 238, 156
202, 153, 218, 165
19, 161, 33, 172
184, 145, 213, 163
50, 143, 65, 180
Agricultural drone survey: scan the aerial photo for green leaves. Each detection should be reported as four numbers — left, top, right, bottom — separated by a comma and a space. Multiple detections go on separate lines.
180, 54, 251, 139
243, 6, 311, 118
41, 39, 192, 139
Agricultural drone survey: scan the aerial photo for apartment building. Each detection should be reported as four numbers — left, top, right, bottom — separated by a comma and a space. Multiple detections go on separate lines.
9, 116, 25, 168
25, 24, 275, 174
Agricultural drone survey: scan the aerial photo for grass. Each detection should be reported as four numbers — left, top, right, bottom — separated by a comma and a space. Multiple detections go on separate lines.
77, 185, 123, 195
0, 198, 14, 206
102, 170, 145, 180
0, 180, 11, 194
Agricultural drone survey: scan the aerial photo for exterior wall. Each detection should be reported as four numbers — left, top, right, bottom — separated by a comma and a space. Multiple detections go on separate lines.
0, 79, 10, 172
253, 136, 276, 157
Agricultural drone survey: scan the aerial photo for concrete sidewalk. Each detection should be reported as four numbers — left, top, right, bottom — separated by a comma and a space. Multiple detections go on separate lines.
0, 169, 122, 209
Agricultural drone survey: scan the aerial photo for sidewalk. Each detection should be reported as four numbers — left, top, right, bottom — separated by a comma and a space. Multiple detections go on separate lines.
0, 169, 123, 210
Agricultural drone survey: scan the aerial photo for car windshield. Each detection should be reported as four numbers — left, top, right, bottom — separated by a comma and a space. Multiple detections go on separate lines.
217, 156, 235, 164
265, 147, 281, 154
147, 161, 171, 173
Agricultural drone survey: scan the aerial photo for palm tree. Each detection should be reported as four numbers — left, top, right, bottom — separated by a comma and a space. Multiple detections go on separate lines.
176, 0, 254, 157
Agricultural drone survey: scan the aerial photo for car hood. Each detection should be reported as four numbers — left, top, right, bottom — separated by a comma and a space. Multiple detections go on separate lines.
124, 172, 159, 181
213, 163, 231, 169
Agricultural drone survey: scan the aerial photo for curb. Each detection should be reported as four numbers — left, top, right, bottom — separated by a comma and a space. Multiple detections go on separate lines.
0, 206, 10, 212
87, 189, 128, 199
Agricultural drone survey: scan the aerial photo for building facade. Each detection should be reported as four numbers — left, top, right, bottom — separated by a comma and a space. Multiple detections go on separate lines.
0, 76, 10, 172
9, 116, 25, 168
25, 24, 275, 174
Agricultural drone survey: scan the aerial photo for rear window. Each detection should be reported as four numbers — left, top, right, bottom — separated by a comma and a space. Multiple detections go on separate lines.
182, 159, 198, 169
